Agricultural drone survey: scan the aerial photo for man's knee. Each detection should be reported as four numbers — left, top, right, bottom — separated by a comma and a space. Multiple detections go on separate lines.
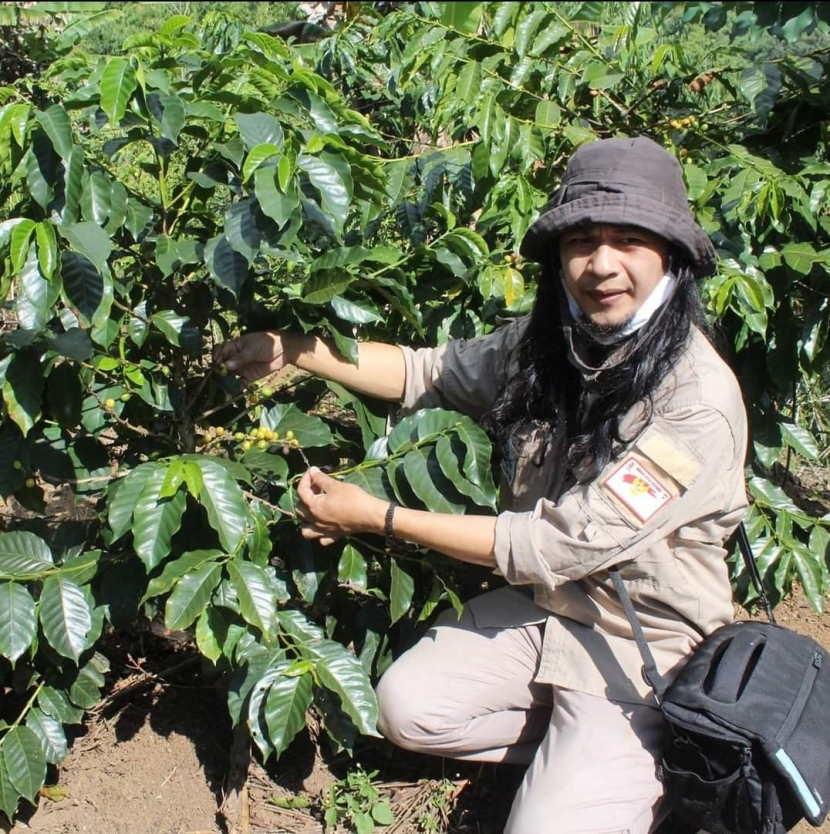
377, 661, 443, 752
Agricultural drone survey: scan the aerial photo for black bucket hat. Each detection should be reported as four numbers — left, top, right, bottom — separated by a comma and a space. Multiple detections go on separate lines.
519, 136, 717, 278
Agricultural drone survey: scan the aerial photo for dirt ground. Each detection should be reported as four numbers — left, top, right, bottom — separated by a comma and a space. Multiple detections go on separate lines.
1, 579, 826, 834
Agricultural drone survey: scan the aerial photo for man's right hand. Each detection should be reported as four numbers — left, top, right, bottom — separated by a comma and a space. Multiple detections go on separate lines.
214, 331, 292, 383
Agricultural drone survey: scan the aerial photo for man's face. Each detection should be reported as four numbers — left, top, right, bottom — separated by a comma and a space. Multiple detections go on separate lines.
558, 223, 670, 329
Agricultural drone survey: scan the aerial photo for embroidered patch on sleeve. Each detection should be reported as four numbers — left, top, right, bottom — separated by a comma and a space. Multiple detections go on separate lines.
602, 456, 674, 523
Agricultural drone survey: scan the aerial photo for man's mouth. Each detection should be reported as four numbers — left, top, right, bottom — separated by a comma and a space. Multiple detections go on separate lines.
589, 289, 627, 306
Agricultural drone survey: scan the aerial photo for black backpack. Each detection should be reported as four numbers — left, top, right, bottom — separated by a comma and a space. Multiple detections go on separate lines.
612, 524, 830, 834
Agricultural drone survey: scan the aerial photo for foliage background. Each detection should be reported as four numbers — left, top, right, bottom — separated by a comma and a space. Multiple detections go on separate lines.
0, 0, 827, 824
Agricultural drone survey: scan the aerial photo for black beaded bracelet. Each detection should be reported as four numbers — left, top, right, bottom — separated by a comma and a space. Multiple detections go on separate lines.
384, 501, 398, 550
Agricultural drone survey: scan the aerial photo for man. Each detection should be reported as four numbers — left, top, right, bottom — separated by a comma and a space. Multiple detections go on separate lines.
217, 137, 748, 833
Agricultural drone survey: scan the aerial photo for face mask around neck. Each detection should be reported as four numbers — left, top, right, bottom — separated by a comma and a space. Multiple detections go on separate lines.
561, 270, 677, 346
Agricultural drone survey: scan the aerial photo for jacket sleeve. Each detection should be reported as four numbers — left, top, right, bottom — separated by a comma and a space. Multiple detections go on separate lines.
493, 403, 748, 587
398, 318, 527, 418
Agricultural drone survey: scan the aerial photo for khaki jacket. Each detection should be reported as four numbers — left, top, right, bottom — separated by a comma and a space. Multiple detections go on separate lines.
398, 318, 748, 704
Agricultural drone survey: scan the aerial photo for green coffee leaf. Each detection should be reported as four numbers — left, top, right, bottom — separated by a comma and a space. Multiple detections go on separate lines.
100, 57, 137, 124
338, 544, 368, 592
165, 562, 223, 631
25, 709, 67, 765
303, 638, 379, 736
2, 726, 46, 802
389, 559, 415, 624
133, 466, 187, 571
0, 582, 36, 662
39, 576, 91, 663
191, 456, 247, 553
263, 671, 313, 758
227, 560, 278, 638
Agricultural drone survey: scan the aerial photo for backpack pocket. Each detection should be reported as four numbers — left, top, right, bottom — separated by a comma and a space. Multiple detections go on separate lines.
660, 731, 755, 834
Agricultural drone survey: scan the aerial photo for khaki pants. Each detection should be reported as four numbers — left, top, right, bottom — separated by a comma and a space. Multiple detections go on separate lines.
376, 597, 665, 834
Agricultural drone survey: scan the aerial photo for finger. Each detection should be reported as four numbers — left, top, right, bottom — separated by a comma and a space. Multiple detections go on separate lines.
300, 524, 323, 540
296, 471, 317, 506
319, 536, 337, 547
308, 467, 337, 491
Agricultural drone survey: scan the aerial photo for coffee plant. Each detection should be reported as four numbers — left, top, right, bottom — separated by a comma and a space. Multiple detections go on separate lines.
0, 0, 827, 821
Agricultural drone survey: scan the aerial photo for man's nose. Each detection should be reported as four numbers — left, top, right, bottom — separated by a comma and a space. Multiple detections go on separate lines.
587, 243, 621, 276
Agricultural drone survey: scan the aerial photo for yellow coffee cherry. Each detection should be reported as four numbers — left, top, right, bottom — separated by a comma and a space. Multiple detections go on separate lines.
255, 427, 267, 440
24, 477, 35, 488
257, 439, 268, 450
260, 385, 274, 398
284, 429, 295, 441
241, 440, 252, 452
288, 438, 300, 449
214, 426, 225, 437
234, 432, 245, 441
104, 398, 116, 409
12, 460, 23, 470
264, 429, 275, 441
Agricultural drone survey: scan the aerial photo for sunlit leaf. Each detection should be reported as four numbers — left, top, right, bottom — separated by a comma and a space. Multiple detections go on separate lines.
39, 576, 91, 663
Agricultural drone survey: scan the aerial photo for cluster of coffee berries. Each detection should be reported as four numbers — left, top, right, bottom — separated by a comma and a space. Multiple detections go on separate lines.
204, 425, 301, 455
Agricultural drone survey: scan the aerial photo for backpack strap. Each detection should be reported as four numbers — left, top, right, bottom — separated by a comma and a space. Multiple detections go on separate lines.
609, 567, 667, 702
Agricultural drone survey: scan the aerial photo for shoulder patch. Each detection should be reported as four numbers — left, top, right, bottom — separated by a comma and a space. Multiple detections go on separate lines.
636, 427, 702, 488
602, 455, 675, 524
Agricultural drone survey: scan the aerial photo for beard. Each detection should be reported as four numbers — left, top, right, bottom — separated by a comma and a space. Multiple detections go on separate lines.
573, 314, 635, 345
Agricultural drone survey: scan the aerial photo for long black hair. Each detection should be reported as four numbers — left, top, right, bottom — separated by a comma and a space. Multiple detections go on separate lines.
481, 254, 711, 482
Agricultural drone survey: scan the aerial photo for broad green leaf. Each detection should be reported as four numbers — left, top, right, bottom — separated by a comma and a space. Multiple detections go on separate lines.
792, 545, 824, 615
100, 57, 137, 124
63, 145, 84, 225
205, 234, 248, 296
235, 112, 284, 151
303, 272, 356, 304
436, 435, 497, 511
261, 403, 333, 448
303, 638, 379, 736
35, 104, 72, 159
389, 559, 415, 624
0, 761, 19, 822
16, 245, 56, 332
781, 242, 816, 275
81, 170, 112, 226
148, 91, 185, 144
298, 153, 351, 236
60, 222, 112, 273
243, 143, 280, 182
133, 467, 187, 571
60, 252, 104, 327
0, 531, 53, 577
108, 463, 158, 541
25, 709, 67, 765
144, 549, 221, 602
0, 582, 36, 662
39, 576, 91, 663
330, 295, 382, 325
740, 63, 782, 122
780, 422, 820, 461
25, 144, 53, 209
68, 657, 106, 708
398, 448, 465, 514
1, 726, 46, 802
125, 198, 152, 241
456, 62, 482, 104
151, 310, 192, 347
338, 544, 368, 592
3, 350, 43, 437
514, 8, 547, 57
342, 466, 394, 502
263, 671, 313, 758
10, 219, 35, 273
439, 1, 483, 34
35, 221, 58, 279
195, 606, 227, 663
191, 456, 247, 553
255, 165, 299, 228
165, 562, 223, 631
227, 560, 278, 638
37, 686, 83, 725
